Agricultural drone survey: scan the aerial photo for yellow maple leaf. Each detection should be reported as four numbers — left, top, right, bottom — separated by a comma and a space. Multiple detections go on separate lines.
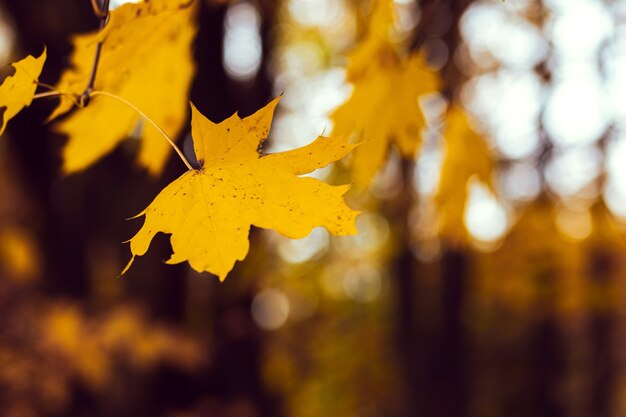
0, 49, 46, 135
124, 97, 360, 280
51, 0, 196, 175
436, 106, 494, 246
331, 1, 439, 187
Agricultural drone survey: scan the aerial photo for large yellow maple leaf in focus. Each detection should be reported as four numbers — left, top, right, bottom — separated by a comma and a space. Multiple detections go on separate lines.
331, 1, 440, 187
124, 97, 360, 280
0, 49, 46, 135
51, 0, 196, 175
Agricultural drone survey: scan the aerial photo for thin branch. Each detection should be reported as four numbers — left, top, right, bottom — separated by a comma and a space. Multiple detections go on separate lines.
33, 90, 81, 107
33, 91, 81, 106
36, 81, 57, 91
33, 91, 64, 100
90, 90, 193, 171
35, 81, 82, 107
81, 0, 111, 106
90, 0, 110, 19
410, 0, 441, 52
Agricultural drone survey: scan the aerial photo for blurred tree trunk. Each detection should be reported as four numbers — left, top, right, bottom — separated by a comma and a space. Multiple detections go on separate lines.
390, 160, 420, 417
588, 249, 617, 417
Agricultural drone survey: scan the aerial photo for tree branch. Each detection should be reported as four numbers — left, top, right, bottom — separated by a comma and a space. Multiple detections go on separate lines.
410, 0, 441, 52
80, 0, 111, 106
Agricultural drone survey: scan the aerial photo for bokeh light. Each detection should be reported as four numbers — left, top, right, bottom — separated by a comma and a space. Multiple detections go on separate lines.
277, 227, 329, 264
0, 8, 14, 64
555, 206, 593, 241
544, 74, 607, 147
464, 180, 508, 246
223, 1, 262, 82
342, 264, 383, 303
545, 145, 602, 199
108, 0, 140, 10
251, 289, 291, 330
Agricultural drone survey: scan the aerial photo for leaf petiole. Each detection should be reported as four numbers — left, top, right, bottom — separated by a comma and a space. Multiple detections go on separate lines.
35, 81, 58, 92
32, 89, 81, 107
33, 91, 63, 100
90, 90, 193, 171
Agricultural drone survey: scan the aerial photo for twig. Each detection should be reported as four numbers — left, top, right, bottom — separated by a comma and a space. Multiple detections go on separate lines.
36, 81, 58, 91
80, 0, 111, 106
33, 91, 64, 100
410, 0, 441, 52
90, 0, 110, 19
90, 90, 193, 171
33, 90, 81, 107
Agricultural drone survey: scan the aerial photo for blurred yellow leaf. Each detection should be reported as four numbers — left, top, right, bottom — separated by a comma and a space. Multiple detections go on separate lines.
98, 306, 203, 370
51, 0, 196, 175
436, 106, 494, 246
0, 227, 40, 282
43, 305, 110, 388
41, 304, 203, 389
0, 49, 46, 135
331, 0, 439, 187
124, 97, 360, 280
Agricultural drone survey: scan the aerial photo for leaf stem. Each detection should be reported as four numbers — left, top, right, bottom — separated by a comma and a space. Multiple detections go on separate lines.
36, 81, 58, 91
90, 90, 193, 171
33, 91, 64, 100
90, 0, 110, 19
33, 90, 81, 107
